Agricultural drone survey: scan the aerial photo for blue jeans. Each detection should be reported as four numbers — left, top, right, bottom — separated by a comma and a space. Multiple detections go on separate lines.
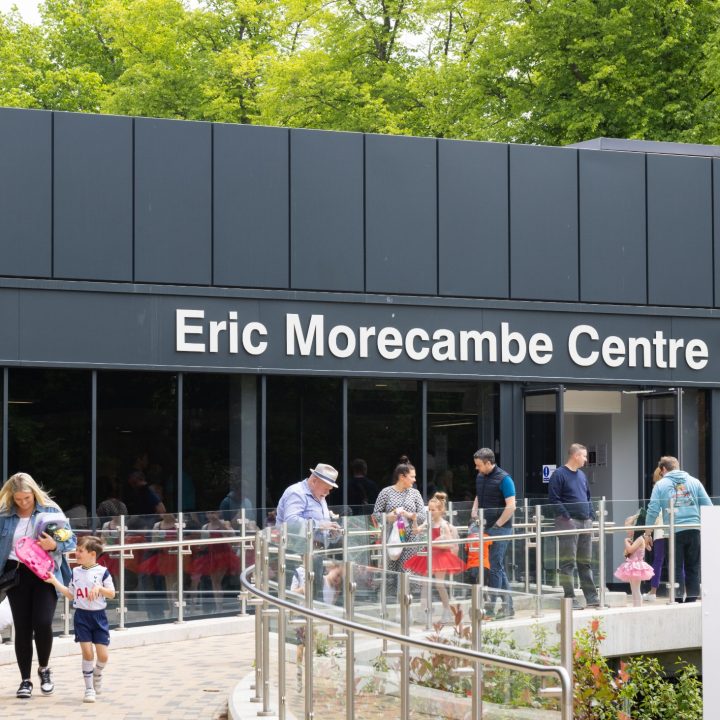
486, 525, 513, 612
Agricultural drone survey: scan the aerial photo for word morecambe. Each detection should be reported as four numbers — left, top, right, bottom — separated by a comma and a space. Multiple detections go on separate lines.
175, 311, 710, 370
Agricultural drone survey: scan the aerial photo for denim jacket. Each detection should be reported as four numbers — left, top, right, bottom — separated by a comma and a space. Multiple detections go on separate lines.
0, 504, 76, 585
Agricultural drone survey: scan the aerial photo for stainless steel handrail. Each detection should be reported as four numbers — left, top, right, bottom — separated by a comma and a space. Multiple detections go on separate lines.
239, 563, 574, 720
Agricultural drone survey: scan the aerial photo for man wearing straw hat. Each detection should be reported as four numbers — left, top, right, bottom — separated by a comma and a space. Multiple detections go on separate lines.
277, 463, 342, 600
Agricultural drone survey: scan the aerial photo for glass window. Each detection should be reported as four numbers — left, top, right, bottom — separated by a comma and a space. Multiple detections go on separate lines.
7, 369, 92, 522
427, 382, 499, 502
183, 373, 259, 517
97, 371, 177, 515
266, 377, 342, 509
348, 379, 421, 502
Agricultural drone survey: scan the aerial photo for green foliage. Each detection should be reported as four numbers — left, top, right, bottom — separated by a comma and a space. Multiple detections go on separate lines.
3, 0, 720, 144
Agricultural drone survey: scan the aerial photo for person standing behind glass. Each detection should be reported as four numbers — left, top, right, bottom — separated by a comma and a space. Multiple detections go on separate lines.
470, 448, 516, 618
276, 463, 342, 600
373, 456, 426, 592
0, 472, 77, 699
548, 443, 599, 610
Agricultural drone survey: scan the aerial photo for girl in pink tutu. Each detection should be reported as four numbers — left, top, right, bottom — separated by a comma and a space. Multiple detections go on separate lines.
405, 492, 465, 623
615, 514, 654, 606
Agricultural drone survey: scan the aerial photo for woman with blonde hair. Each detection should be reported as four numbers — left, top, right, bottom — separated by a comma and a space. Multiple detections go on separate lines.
0, 472, 76, 699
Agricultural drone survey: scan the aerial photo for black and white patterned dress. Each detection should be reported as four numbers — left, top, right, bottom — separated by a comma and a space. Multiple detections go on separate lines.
373, 486, 427, 574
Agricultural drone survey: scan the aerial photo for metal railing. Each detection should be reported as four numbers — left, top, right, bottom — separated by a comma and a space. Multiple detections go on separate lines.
240, 523, 575, 720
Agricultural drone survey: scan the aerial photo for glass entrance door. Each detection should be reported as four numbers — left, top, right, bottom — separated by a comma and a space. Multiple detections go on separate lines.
523, 386, 564, 500
639, 390, 680, 499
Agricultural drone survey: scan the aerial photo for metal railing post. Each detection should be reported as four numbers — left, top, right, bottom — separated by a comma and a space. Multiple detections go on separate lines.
238, 508, 249, 616
304, 522, 315, 720
534, 505, 543, 617
668, 498, 676, 604
117, 515, 128, 631
559, 598, 574, 720
425, 515, 433, 628
344, 561, 355, 720
478, 509, 485, 614
597, 499, 606, 608
277, 523, 287, 720
60, 594, 72, 638
523, 499, 530, 594
260, 527, 274, 716
175, 512, 186, 624
250, 529, 263, 704
399, 571, 411, 720
471, 583, 483, 720
380, 512, 388, 620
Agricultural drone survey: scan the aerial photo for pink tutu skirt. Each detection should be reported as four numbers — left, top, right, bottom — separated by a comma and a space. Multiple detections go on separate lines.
615, 559, 654, 582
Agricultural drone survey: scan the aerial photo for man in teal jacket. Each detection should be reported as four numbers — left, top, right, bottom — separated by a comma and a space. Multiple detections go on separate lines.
644, 456, 712, 603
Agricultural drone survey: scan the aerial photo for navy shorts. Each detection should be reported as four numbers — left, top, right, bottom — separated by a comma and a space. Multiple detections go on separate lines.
73, 608, 110, 646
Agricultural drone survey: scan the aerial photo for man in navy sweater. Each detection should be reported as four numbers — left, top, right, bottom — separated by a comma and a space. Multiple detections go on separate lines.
548, 444, 599, 609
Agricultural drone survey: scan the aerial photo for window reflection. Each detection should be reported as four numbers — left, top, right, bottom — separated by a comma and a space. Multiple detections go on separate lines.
266, 377, 342, 509
97, 371, 177, 516
7, 369, 91, 521
348, 379, 421, 499
183, 374, 259, 518
427, 382, 499, 502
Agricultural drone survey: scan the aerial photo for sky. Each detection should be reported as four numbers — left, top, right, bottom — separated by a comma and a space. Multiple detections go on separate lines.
0, 0, 41, 23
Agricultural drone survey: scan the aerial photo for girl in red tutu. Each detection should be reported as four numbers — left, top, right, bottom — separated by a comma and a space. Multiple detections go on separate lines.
190, 511, 240, 611
137, 513, 180, 595
405, 492, 465, 623
615, 514, 654, 606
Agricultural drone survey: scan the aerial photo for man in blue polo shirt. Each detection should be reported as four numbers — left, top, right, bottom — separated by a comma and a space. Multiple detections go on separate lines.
471, 448, 516, 618
548, 443, 599, 609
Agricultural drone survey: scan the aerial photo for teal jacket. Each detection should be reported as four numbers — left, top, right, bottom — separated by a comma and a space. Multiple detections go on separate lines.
0, 504, 76, 585
645, 470, 712, 533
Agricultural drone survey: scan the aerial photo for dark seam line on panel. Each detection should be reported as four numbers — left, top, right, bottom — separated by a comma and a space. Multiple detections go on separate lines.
435, 139, 439, 296
288, 130, 292, 289
210, 124, 214, 287
711, 160, 716, 308
50, 112, 55, 278
132, 119, 136, 283
363, 133, 367, 293
576, 150, 580, 301
507, 144, 511, 299
644, 153, 650, 305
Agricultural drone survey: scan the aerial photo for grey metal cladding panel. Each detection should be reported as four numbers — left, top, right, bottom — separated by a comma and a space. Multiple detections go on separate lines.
509, 145, 578, 301
579, 150, 646, 304
54, 112, 133, 281
0, 108, 51, 277
438, 140, 508, 298
291, 129, 364, 292
135, 118, 211, 284
714, 159, 720, 308
19, 290, 155, 365
214, 124, 289, 289
647, 154, 712, 307
365, 134, 437, 295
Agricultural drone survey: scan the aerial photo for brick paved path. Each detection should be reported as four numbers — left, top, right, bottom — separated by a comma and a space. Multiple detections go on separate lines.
0, 632, 255, 719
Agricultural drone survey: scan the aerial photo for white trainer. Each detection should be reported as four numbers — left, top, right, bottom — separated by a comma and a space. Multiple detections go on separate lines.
84, 688, 96, 703
642, 593, 656, 602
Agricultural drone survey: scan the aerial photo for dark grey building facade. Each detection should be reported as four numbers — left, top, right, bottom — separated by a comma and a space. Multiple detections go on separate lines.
0, 106, 718, 518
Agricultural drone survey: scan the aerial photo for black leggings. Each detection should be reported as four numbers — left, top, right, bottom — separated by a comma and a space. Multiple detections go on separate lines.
7, 563, 58, 679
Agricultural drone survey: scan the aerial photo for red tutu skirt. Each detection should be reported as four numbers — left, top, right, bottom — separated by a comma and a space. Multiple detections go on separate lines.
405, 549, 466, 575
138, 549, 180, 576
99, 552, 120, 578
190, 544, 240, 577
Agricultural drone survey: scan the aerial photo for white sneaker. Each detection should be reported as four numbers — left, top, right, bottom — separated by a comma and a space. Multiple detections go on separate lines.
93, 671, 103, 695
643, 593, 656, 602
83, 688, 96, 703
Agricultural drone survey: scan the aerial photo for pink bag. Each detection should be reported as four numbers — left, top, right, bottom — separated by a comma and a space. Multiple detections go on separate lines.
14, 537, 55, 581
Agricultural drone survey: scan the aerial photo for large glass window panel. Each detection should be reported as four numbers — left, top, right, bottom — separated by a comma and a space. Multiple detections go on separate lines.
7, 369, 92, 521
97, 371, 178, 516
347, 379, 421, 500
266, 377, 342, 509
183, 373, 259, 517
427, 381, 499, 502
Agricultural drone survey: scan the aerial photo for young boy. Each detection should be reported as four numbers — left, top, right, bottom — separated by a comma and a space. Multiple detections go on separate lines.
45, 535, 115, 703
